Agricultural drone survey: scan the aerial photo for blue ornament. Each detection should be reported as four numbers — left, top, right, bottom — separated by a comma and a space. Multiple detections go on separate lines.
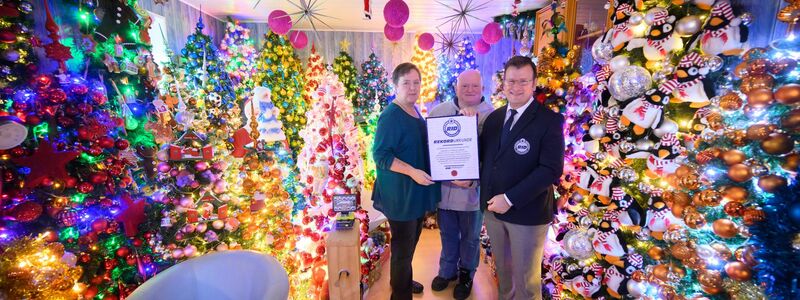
789, 202, 800, 224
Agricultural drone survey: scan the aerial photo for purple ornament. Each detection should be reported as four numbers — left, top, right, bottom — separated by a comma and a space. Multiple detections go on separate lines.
289, 31, 308, 49
475, 39, 491, 54
418, 33, 435, 50
383, 0, 410, 27
384, 24, 404, 42
268, 10, 292, 35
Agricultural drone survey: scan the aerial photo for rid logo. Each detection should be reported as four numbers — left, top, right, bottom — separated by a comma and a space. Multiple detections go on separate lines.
443, 118, 461, 137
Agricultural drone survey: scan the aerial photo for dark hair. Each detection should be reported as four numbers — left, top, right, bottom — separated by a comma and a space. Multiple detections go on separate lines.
392, 62, 421, 85
503, 56, 537, 78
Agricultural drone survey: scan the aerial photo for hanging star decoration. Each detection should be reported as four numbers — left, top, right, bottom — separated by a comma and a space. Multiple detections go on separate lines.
436, 0, 492, 35
340, 38, 351, 52
115, 193, 146, 237
42, 0, 72, 72
436, 27, 462, 58
12, 142, 79, 189
285, 0, 338, 42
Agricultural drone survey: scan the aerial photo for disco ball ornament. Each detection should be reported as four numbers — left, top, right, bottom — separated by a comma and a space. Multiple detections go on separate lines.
562, 229, 594, 260
608, 66, 652, 101
591, 38, 613, 64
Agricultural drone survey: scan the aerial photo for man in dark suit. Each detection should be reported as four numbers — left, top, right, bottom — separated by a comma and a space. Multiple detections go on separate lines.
479, 56, 565, 300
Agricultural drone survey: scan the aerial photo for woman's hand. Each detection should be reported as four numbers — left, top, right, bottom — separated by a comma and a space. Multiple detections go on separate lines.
409, 169, 435, 186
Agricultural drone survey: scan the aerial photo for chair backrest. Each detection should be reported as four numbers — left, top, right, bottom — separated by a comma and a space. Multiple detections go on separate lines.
128, 250, 289, 300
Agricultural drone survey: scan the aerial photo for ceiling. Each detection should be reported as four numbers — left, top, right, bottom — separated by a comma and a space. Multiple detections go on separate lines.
180, 0, 552, 33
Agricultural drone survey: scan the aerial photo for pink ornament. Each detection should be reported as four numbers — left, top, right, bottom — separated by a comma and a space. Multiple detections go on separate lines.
482, 22, 503, 44
194, 161, 209, 172
289, 31, 308, 49
475, 39, 491, 54
183, 245, 197, 257
384, 24, 404, 42
418, 33, 434, 50
383, 0, 410, 27
268, 10, 292, 35
157, 162, 171, 173
171, 248, 184, 259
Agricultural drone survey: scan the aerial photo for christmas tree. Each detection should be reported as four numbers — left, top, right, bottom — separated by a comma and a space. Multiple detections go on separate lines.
219, 18, 258, 104
547, 0, 777, 299
356, 52, 392, 189
303, 44, 325, 105
436, 38, 478, 104
490, 69, 507, 108
535, 2, 582, 114
180, 16, 240, 133
295, 70, 370, 297
0, 0, 36, 88
332, 39, 359, 110
254, 31, 307, 157
410, 42, 438, 113
435, 54, 456, 103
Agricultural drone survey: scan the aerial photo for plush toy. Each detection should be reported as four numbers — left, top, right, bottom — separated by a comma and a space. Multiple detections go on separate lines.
607, 187, 645, 229
609, 2, 638, 51
562, 263, 604, 299
645, 192, 684, 240
663, 52, 710, 108
591, 214, 627, 265
603, 250, 644, 299
701, 0, 747, 56
630, 9, 682, 61
619, 84, 675, 140
646, 133, 686, 178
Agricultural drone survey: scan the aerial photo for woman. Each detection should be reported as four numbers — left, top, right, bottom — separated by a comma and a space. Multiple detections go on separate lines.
372, 62, 440, 300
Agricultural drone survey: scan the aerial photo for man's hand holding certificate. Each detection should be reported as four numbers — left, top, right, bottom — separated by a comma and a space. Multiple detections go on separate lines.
426, 115, 480, 181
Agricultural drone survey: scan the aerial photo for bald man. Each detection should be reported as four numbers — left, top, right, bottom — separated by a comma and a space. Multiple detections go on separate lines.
427, 69, 496, 300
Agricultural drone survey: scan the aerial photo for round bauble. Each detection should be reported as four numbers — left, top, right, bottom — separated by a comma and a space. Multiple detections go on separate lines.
724, 201, 745, 217
684, 210, 707, 229
675, 15, 703, 36
648, 246, 665, 260
721, 149, 746, 165
727, 163, 752, 182
589, 123, 605, 139
669, 243, 694, 260
562, 229, 594, 260
746, 88, 774, 108
782, 109, 800, 130
712, 219, 738, 238
608, 66, 651, 101
760, 133, 793, 155
747, 58, 770, 75
591, 39, 613, 64
722, 186, 748, 203
609, 55, 630, 73
776, 83, 800, 105
697, 269, 723, 289
781, 152, 800, 171
746, 124, 777, 140
758, 175, 787, 193
725, 261, 753, 281
740, 74, 774, 94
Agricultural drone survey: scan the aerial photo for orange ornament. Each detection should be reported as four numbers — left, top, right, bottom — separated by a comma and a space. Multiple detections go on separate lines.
719, 92, 744, 111
670, 243, 694, 260
761, 133, 794, 155
725, 261, 753, 281
758, 175, 788, 193
742, 208, 766, 225
722, 186, 749, 203
728, 164, 753, 182
697, 269, 723, 289
740, 74, 775, 94
649, 246, 666, 260
782, 153, 800, 171
684, 210, 707, 229
775, 83, 800, 105
724, 201, 745, 217
711, 243, 733, 260
713, 219, 738, 238
746, 88, 774, 108
746, 124, 777, 141
781, 109, 800, 130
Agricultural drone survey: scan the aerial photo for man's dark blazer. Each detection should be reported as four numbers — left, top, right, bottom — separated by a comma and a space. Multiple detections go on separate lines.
479, 100, 565, 226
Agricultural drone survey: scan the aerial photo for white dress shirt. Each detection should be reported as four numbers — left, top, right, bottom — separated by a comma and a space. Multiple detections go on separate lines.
502, 97, 535, 208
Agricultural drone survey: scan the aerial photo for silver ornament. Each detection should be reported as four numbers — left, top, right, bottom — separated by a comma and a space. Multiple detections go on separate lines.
595, 152, 608, 162
0, 65, 10, 75
618, 167, 638, 182
644, 7, 669, 26
619, 141, 636, 153
664, 227, 688, 243
589, 124, 606, 139
652, 71, 668, 83
750, 163, 769, 177
19, 2, 33, 14
653, 119, 679, 137
696, 245, 716, 259
572, 192, 584, 202
589, 203, 601, 213
740, 13, 753, 26
627, 280, 645, 297
636, 228, 652, 241
591, 38, 614, 64
562, 229, 595, 260
706, 55, 724, 72
608, 66, 652, 101
609, 55, 631, 73
579, 216, 593, 228
636, 138, 654, 151
607, 106, 621, 117
629, 12, 645, 25
675, 15, 703, 37
662, 64, 677, 75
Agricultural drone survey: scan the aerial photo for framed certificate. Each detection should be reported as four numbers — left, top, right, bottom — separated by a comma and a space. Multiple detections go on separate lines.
426, 115, 480, 181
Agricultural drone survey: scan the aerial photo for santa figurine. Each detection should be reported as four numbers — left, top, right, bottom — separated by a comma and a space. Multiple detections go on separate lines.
701, 0, 748, 56
663, 52, 710, 108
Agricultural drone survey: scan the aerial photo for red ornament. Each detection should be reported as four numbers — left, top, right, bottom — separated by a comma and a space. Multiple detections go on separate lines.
91, 219, 108, 232
115, 139, 129, 150
58, 209, 79, 226
231, 128, 253, 158
11, 142, 79, 189
12, 201, 42, 222
98, 136, 115, 149
78, 182, 94, 193
42, 0, 72, 71
116, 246, 130, 257
90, 172, 109, 184
115, 194, 146, 237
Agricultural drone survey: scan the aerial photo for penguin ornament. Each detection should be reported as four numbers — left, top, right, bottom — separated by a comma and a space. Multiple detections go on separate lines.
645, 133, 686, 178
562, 263, 604, 299
641, 9, 682, 62
672, 0, 715, 10
701, 0, 748, 56
607, 187, 645, 230
591, 214, 627, 265
645, 192, 684, 240
619, 84, 675, 140
603, 250, 645, 299
609, 2, 638, 51
664, 52, 711, 108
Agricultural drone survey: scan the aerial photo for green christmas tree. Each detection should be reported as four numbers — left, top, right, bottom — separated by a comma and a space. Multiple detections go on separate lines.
332, 40, 360, 113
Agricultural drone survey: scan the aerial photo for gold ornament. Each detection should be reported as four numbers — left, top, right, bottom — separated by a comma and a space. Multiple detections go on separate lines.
770, 58, 798, 76
693, 189, 722, 206
743, 207, 767, 225
725, 261, 753, 281
684, 209, 707, 228
648, 246, 666, 260
723, 186, 749, 203
747, 58, 771, 75
724, 201, 745, 217
746, 88, 775, 108
782, 152, 800, 171
698, 269, 723, 289
740, 74, 775, 94
743, 48, 769, 61
746, 124, 777, 141
721, 149, 747, 165
711, 242, 733, 260
758, 174, 788, 193
728, 164, 753, 182
670, 242, 694, 260
761, 133, 794, 155
713, 218, 739, 238
735, 245, 759, 266
782, 109, 800, 130
733, 61, 749, 79
719, 92, 744, 111
727, 129, 748, 146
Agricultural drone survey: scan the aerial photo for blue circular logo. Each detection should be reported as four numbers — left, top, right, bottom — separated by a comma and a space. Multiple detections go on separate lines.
443, 118, 461, 137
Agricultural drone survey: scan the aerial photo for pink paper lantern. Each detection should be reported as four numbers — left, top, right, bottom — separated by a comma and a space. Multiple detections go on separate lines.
383, 0, 410, 27
482, 22, 503, 45
268, 10, 292, 35
475, 39, 491, 54
417, 33, 434, 50
384, 24, 404, 42
289, 31, 308, 49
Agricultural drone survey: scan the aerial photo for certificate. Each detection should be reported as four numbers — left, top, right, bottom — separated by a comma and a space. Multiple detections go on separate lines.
426, 115, 480, 181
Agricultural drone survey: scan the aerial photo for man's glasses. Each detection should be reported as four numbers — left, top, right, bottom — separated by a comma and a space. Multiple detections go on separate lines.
503, 79, 534, 86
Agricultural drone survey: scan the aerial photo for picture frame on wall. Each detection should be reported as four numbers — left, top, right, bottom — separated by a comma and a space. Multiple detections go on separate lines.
533, 0, 577, 57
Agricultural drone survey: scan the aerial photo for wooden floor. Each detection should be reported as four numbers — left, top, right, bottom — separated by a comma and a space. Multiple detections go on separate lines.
363, 228, 499, 300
